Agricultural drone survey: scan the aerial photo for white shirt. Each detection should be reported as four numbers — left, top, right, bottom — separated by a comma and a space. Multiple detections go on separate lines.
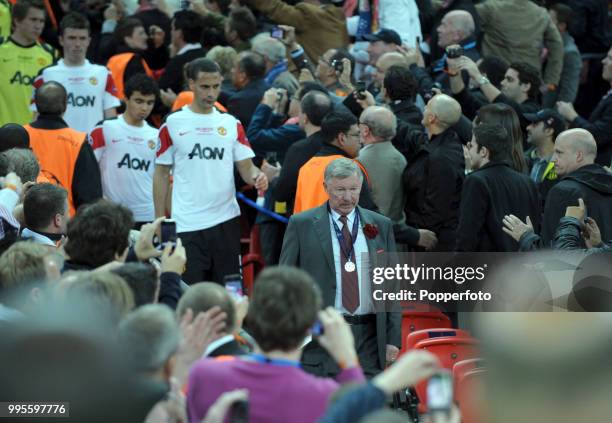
32, 59, 121, 133
20, 228, 56, 247
329, 208, 374, 315
89, 115, 159, 222
177, 43, 202, 56
156, 107, 255, 232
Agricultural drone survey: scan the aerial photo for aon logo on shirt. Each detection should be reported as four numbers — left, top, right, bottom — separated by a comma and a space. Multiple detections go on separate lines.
68, 93, 96, 107
188, 144, 225, 160
117, 153, 151, 171
10, 71, 35, 85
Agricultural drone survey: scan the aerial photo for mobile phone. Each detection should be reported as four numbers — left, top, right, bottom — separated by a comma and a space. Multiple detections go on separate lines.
446, 45, 464, 59
311, 320, 324, 336
229, 399, 249, 423
427, 371, 453, 413
224, 274, 244, 298
355, 81, 366, 100
270, 26, 284, 39
330, 58, 344, 73
180, 0, 190, 9
160, 219, 177, 245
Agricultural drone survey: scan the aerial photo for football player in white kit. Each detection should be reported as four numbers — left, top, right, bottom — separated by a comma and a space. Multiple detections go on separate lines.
89, 73, 159, 227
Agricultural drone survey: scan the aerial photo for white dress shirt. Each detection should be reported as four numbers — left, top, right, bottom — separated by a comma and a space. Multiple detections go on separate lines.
328, 208, 374, 315
203, 334, 235, 357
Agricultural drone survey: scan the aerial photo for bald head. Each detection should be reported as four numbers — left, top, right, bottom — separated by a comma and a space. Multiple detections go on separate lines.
361, 106, 397, 141
552, 129, 597, 176
376, 52, 409, 73
438, 10, 475, 47
35, 81, 67, 116
176, 282, 236, 332
447, 11, 475, 37
429, 94, 462, 129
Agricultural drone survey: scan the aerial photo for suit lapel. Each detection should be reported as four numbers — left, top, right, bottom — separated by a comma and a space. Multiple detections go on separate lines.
313, 205, 335, 276
357, 206, 379, 268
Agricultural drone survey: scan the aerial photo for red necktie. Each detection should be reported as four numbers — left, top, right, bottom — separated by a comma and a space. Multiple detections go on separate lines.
339, 215, 359, 313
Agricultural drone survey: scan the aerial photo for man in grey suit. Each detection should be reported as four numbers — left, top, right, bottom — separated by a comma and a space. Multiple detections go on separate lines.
280, 158, 401, 378
358, 106, 438, 251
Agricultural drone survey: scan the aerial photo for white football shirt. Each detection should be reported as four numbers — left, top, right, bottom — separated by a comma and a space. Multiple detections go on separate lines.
32, 59, 121, 132
156, 106, 255, 233
89, 115, 158, 222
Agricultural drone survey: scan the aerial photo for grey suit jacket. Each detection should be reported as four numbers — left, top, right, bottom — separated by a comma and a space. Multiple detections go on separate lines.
279, 204, 402, 369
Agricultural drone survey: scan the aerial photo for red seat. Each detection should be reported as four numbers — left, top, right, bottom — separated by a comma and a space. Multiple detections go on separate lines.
241, 225, 264, 296
452, 359, 485, 396
455, 369, 487, 423
405, 328, 471, 352
413, 337, 480, 413
400, 311, 452, 356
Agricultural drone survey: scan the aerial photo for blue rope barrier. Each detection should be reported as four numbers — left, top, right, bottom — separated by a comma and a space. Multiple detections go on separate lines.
236, 192, 289, 224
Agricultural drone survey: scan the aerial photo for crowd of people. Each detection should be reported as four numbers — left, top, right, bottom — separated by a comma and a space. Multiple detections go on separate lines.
0, 0, 611, 421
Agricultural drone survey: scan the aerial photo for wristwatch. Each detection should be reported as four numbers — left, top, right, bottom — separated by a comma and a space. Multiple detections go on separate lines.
478, 76, 490, 87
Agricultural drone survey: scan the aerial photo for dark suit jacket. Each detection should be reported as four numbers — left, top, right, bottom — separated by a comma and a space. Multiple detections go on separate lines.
207, 339, 247, 357
158, 47, 207, 94
455, 162, 541, 252
221, 78, 270, 127
279, 204, 401, 373
570, 91, 612, 166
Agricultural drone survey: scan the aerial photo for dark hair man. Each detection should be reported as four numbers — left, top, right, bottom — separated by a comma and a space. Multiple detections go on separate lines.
0, 0, 55, 126
224, 6, 256, 52
89, 74, 159, 226
456, 123, 541, 252
154, 58, 268, 284
32, 12, 120, 133
21, 183, 69, 247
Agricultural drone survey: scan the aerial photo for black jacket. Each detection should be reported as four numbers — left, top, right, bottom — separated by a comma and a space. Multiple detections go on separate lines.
455, 162, 541, 252
542, 164, 612, 245
274, 131, 325, 210
158, 47, 207, 94
132, 8, 172, 70
562, 0, 611, 54
519, 217, 611, 252
220, 78, 270, 127
390, 99, 422, 126
208, 338, 247, 357
570, 90, 612, 166
403, 129, 465, 250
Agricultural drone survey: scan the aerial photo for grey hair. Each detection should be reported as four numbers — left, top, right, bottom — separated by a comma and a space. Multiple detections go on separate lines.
251, 34, 286, 63
361, 106, 397, 141
324, 158, 363, 183
0, 148, 40, 183
118, 304, 180, 373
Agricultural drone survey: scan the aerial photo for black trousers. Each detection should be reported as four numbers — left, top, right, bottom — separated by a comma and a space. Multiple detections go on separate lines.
301, 318, 381, 379
179, 217, 241, 285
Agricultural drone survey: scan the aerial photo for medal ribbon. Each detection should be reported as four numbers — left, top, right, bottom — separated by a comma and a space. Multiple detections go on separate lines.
330, 206, 360, 263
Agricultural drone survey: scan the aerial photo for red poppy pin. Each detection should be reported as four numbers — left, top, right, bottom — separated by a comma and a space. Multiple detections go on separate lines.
363, 223, 379, 239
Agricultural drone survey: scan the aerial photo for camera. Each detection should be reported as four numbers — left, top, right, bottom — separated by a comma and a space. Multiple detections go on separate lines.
427, 372, 453, 413
224, 274, 245, 298
330, 58, 344, 74
446, 45, 464, 59
270, 26, 284, 40
355, 81, 366, 100
160, 219, 177, 247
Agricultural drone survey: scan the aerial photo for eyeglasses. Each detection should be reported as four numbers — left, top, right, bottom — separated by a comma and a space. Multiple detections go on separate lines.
346, 131, 361, 138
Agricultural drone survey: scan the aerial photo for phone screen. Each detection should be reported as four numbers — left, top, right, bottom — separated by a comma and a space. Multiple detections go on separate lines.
270, 27, 284, 39
224, 274, 244, 298
427, 372, 453, 412
161, 219, 177, 245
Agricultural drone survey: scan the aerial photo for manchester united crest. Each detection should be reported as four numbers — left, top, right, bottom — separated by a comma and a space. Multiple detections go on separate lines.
217, 127, 227, 136
89, 77, 98, 86
148, 140, 156, 150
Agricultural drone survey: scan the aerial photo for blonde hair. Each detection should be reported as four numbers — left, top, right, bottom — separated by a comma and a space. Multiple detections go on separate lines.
206, 46, 238, 80
0, 241, 49, 289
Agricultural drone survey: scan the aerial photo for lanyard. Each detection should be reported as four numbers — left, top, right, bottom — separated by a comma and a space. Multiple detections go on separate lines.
329, 206, 360, 263
248, 354, 301, 368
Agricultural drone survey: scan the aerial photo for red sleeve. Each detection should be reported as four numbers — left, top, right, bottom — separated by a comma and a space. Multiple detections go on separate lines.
105, 72, 119, 97
31, 74, 45, 104
157, 124, 173, 157
89, 126, 105, 150
236, 121, 251, 148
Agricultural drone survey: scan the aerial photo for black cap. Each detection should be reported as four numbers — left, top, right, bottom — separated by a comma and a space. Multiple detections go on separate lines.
524, 109, 566, 137
363, 29, 402, 46
0, 123, 30, 153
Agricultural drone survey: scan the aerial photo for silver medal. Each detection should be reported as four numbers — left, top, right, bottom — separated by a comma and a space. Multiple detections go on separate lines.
344, 261, 356, 273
